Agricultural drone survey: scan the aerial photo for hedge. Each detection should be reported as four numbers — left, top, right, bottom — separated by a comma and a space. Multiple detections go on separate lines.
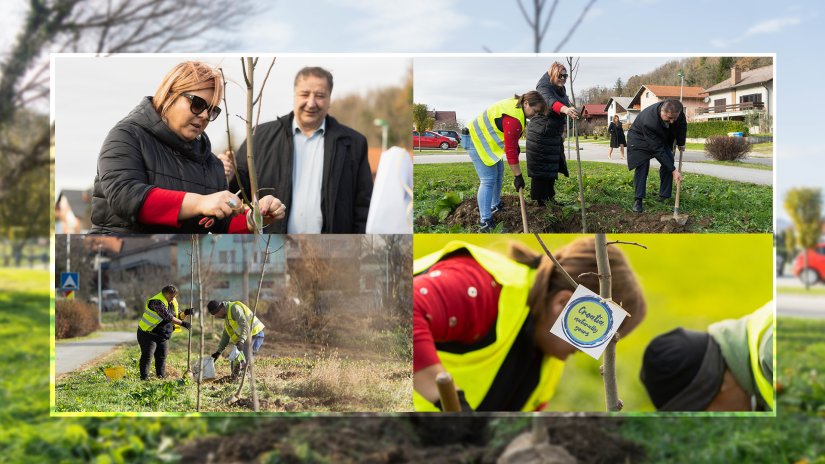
686, 121, 750, 138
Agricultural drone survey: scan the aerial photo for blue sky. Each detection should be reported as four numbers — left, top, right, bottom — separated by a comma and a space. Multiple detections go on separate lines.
10, 0, 814, 218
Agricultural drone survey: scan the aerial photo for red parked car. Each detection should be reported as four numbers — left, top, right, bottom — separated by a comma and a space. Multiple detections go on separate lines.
792, 242, 825, 285
413, 131, 457, 150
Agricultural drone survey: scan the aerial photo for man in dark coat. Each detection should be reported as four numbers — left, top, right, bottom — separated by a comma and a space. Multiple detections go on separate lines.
231, 67, 372, 234
626, 99, 686, 213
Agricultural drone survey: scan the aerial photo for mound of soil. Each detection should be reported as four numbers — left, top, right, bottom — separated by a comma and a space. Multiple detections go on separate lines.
441, 195, 709, 233
176, 417, 645, 464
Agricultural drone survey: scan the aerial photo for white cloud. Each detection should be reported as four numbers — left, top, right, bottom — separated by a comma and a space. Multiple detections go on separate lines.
710, 16, 801, 48
745, 17, 801, 36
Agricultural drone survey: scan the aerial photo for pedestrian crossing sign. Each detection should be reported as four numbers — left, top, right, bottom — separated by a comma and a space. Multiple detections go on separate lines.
60, 272, 79, 291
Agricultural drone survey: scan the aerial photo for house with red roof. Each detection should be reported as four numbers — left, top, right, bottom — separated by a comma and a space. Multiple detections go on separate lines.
579, 104, 608, 125
628, 84, 707, 121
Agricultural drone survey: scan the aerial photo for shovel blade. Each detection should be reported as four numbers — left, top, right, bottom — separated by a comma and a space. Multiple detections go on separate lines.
660, 214, 689, 225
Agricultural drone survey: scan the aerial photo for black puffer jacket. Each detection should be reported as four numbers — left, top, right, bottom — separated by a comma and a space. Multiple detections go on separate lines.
525, 114, 569, 179
536, 72, 572, 136
91, 97, 230, 234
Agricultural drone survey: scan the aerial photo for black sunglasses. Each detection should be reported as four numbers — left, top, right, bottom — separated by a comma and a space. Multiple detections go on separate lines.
559, 73, 569, 79
181, 93, 221, 121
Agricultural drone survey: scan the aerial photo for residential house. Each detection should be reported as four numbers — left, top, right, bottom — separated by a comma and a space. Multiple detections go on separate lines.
628, 84, 707, 121
579, 104, 609, 126
55, 189, 91, 234
604, 96, 635, 125
177, 235, 287, 303
695, 65, 773, 132
427, 110, 458, 131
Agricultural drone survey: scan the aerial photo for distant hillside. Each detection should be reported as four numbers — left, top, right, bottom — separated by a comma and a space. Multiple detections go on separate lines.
578, 56, 774, 105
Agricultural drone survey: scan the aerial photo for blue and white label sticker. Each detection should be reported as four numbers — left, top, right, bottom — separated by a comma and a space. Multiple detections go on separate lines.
549, 285, 629, 360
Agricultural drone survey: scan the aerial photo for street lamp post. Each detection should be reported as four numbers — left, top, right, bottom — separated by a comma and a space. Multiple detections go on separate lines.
677, 70, 685, 103
373, 118, 389, 152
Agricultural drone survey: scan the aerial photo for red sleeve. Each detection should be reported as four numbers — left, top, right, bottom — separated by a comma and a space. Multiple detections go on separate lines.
501, 114, 523, 165
413, 253, 502, 372
551, 101, 564, 115
137, 188, 185, 227
227, 211, 251, 234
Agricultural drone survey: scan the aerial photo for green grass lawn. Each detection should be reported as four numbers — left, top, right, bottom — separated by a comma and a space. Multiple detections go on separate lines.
413, 148, 467, 155
690, 160, 773, 170
414, 161, 772, 233
778, 286, 825, 296
619, 317, 825, 463
414, 234, 773, 412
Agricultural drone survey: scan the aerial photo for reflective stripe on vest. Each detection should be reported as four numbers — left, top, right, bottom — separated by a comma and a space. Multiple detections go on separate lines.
138, 292, 178, 332
746, 302, 774, 410
412, 241, 564, 411
224, 301, 265, 344
469, 98, 526, 166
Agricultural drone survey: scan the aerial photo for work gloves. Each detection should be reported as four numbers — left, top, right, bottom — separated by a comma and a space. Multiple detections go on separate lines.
211, 351, 221, 361
180, 321, 191, 330
434, 390, 473, 413
182, 307, 194, 316
236, 341, 246, 354
513, 174, 525, 192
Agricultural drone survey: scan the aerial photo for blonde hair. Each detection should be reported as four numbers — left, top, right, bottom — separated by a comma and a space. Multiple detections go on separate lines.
510, 238, 646, 335
548, 62, 568, 85
152, 61, 223, 117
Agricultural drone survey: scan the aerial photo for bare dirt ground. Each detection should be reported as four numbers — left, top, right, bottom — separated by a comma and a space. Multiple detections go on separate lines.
418, 195, 711, 233
176, 417, 644, 463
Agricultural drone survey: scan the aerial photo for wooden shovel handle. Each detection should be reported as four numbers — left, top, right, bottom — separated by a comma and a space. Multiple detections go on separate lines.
436, 372, 461, 412
518, 188, 529, 233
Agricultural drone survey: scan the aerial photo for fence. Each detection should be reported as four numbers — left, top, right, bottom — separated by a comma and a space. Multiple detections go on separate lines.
0, 238, 49, 269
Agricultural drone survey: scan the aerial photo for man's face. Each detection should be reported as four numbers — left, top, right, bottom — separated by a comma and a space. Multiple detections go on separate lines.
660, 110, 680, 125
293, 74, 331, 132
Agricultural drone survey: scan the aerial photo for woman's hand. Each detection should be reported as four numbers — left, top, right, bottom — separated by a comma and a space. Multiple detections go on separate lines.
216, 150, 234, 179
562, 106, 579, 120
197, 191, 242, 220
245, 195, 286, 231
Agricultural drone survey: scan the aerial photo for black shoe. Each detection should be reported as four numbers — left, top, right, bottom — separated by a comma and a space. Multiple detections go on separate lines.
548, 197, 566, 206
491, 203, 503, 215
632, 199, 643, 213
658, 196, 670, 203
479, 219, 507, 233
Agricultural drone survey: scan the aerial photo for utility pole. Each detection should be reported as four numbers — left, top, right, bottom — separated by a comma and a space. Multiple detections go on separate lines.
678, 70, 684, 102
66, 235, 70, 273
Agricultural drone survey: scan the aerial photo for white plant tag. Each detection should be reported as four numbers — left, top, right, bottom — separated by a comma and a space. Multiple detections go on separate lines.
549, 285, 629, 360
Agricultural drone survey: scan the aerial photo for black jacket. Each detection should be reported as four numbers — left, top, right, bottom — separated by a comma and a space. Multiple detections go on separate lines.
536, 73, 572, 137
525, 115, 569, 179
626, 101, 687, 172
608, 122, 626, 147
230, 112, 372, 234
91, 97, 230, 234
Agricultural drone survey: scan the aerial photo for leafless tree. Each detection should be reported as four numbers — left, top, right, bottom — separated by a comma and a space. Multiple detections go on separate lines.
0, 0, 254, 199
512, 0, 598, 52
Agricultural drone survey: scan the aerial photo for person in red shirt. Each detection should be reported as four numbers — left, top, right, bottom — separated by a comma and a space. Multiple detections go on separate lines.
413, 237, 647, 411
464, 92, 546, 232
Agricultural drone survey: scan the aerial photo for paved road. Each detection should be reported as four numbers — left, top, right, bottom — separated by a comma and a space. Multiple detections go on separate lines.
414, 142, 772, 186
777, 294, 825, 319
55, 331, 134, 375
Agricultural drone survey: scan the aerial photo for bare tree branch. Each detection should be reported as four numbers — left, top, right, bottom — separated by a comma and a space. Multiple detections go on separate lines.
553, 0, 597, 52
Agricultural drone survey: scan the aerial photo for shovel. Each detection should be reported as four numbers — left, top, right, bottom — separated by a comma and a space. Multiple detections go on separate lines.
518, 188, 529, 233
661, 146, 688, 225
436, 372, 461, 412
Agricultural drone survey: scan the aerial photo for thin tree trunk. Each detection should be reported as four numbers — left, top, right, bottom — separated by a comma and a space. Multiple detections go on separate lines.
243, 57, 261, 232
566, 57, 587, 233
596, 234, 620, 411
186, 236, 194, 376
195, 235, 204, 411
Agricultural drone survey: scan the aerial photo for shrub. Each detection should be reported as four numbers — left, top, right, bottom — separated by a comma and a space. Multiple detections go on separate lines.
704, 135, 752, 161
55, 300, 100, 339
687, 120, 749, 138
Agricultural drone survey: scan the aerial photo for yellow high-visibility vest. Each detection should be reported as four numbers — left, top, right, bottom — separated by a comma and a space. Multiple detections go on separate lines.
413, 241, 564, 412
138, 291, 178, 332
224, 301, 265, 344
468, 98, 526, 166
746, 303, 774, 410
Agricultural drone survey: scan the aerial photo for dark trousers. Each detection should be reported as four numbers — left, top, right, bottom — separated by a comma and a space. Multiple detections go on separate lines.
137, 328, 168, 380
530, 177, 556, 204
633, 159, 673, 200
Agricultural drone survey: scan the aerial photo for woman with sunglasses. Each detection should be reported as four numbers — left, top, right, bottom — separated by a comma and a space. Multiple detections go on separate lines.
528, 62, 578, 207
90, 61, 285, 234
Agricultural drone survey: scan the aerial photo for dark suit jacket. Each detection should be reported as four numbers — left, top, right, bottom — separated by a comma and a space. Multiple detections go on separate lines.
230, 112, 372, 233
626, 101, 687, 172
